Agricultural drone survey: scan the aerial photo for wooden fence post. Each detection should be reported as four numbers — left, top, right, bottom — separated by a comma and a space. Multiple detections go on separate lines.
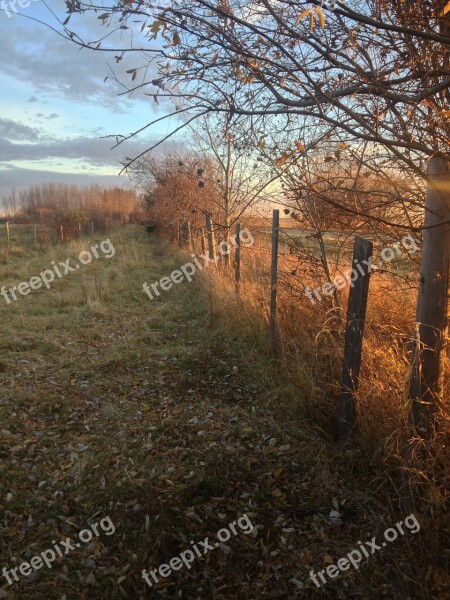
34, 224, 37, 245
205, 213, 216, 264
221, 226, 230, 267
337, 236, 373, 440
200, 227, 206, 255
217, 229, 222, 267
268, 209, 280, 355
179, 221, 188, 248
408, 156, 450, 437
235, 223, 241, 293
60, 225, 64, 242
6, 221, 10, 248
187, 221, 194, 252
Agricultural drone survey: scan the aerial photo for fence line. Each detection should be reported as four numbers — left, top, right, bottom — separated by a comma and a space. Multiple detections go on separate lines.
175, 189, 447, 441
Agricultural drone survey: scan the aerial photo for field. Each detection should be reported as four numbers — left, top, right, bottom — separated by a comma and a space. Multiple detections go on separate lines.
0, 225, 447, 599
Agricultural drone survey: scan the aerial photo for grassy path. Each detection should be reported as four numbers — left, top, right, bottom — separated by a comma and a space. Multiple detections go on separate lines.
0, 227, 433, 599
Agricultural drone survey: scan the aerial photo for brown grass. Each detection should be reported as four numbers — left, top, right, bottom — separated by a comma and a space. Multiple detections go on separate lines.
192, 230, 449, 594
0, 226, 447, 599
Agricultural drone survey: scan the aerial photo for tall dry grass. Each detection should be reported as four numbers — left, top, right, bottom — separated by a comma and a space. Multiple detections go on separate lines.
193, 227, 449, 519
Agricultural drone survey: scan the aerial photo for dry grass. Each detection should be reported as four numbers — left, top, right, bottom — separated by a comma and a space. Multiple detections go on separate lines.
0, 226, 447, 599
193, 231, 449, 597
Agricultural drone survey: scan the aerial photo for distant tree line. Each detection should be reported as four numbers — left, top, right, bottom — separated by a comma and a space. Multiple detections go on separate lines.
1, 183, 145, 239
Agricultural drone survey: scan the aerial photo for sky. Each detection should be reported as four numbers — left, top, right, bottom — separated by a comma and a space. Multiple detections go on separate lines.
0, 1, 178, 202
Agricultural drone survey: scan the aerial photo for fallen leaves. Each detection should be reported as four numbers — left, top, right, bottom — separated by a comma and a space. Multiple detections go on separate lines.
0, 229, 432, 599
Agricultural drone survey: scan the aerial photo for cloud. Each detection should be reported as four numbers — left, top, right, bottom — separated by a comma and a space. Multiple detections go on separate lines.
0, 117, 186, 168
0, 165, 131, 200
0, 115, 164, 170
0, 131, 155, 167
35, 113, 59, 120
0, 118, 41, 142
0, 9, 160, 112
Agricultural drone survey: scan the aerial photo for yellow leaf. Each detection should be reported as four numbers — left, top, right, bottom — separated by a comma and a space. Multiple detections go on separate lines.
349, 30, 356, 46
315, 7, 325, 28
275, 155, 288, 166
296, 9, 311, 23
309, 13, 315, 31
295, 140, 305, 152
443, 2, 450, 16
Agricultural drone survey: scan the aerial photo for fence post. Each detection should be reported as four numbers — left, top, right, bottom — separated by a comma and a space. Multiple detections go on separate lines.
6, 221, 10, 248
179, 221, 189, 248
34, 224, 37, 245
408, 156, 450, 437
337, 236, 373, 440
200, 227, 206, 255
235, 223, 241, 293
60, 225, 64, 242
217, 229, 222, 267
91, 222, 94, 235
219, 226, 229, 267
187, 221, 194, 252
268, 209, 280, 355
205, 213, 216, 264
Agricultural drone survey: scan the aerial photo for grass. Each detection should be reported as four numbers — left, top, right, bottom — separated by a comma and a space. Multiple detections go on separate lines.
0, 225, 447, 599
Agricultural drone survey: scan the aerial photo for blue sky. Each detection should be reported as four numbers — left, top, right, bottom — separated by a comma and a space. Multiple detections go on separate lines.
0, 1, 178, 200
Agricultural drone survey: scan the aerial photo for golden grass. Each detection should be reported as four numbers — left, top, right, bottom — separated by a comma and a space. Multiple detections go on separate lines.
192, 234, 449, 593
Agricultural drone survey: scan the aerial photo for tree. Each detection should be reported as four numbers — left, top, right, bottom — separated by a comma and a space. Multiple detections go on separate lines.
59, 4, 448, 156
187, 114, 280, 243
50, 1, 450, 237
131, 152, 222, 240
53, 0, 449, 432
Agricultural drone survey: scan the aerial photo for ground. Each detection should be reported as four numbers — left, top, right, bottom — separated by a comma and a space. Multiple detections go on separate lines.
0, 226, 444, 599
